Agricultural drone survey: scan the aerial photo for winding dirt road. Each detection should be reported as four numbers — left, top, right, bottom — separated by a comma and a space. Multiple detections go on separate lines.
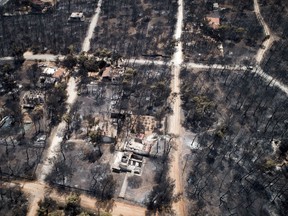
254, 0, 275, 63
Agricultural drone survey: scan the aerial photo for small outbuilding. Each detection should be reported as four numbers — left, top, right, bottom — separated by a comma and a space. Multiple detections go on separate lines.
206, 11, 220, 29
102, 67, 112, 81
213, 3, 219, 10
52, 67, 66, 80
68, 12, 85, 22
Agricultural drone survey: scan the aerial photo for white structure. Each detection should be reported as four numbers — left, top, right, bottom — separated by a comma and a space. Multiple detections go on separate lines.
43, 67, 56, 75
213, 3, 219, 10
112, 151, 144, 175
68, 12, 85, 22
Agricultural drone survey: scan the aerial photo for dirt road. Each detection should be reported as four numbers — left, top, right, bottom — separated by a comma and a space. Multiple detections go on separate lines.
169, 63, 186, 216
254, 0, 275, 63
252, 66, 288, 96
14, 181, 146, 216
29, 77, 78, 216
5, 1, 288, 216
24, 0, 103, 215
20, 181, 46, 216
82, 0, 103, 52
38, 77, 77, 181
37, 0, 101, 183
168, 0, 186, 215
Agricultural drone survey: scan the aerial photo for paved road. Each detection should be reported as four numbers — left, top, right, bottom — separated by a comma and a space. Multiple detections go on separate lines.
21, 53, 247, 72
23, 52, 64, 61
